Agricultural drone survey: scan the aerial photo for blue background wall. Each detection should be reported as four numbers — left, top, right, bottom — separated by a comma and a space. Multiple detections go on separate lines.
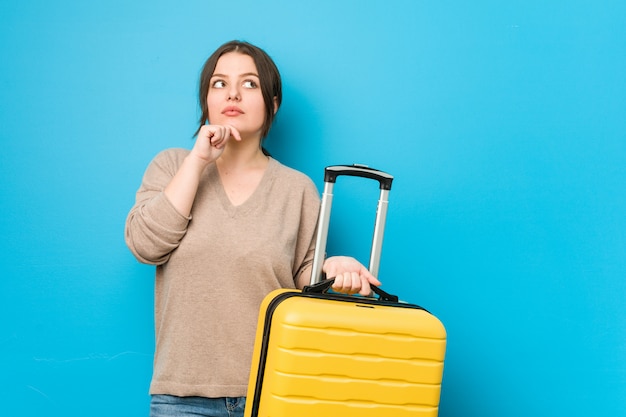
1, 1, 624, 415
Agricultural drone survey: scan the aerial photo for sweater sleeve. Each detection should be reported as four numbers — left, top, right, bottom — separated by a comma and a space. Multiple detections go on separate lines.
124, 149, 191, 265
293, 178, 321, 287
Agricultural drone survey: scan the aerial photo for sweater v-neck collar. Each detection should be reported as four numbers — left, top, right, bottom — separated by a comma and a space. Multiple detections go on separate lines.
210, 157, 275, 217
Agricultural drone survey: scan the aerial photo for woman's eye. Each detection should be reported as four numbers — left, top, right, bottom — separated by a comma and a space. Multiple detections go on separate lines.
243, 80, 258, 88
212, 80, 226, 88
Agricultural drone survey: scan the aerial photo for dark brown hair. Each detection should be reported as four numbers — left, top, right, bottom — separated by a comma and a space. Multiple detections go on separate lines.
195, 40, 282, 142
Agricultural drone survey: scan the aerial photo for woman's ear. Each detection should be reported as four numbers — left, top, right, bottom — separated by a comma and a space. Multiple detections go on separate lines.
273, 96, 278, 115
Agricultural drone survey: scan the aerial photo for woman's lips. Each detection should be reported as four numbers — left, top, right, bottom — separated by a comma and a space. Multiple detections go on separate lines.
222, 106, 244, 116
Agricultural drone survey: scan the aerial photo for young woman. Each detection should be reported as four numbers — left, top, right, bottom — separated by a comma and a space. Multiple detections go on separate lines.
125, 40, 380, 417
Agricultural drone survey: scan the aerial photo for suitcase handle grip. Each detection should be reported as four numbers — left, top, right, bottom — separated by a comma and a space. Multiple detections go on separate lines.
324, 165, 393, 190
303, 278, 399, 303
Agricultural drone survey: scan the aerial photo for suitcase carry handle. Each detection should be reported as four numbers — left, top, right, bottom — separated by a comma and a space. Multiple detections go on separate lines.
310, 164, 394, 285
324, 164, 393, 190
303, 278, 399, 303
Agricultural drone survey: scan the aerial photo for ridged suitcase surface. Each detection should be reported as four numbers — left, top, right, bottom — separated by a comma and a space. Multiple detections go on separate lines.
245, 289, 446, 417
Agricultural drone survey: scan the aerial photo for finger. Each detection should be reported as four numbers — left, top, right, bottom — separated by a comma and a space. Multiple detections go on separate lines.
201, 126, 217, 141
368, 275, 382, 287
358, 276, 373, 297
227, 125, 242, 141
335, 273, 353, 293
333, 272, 360, 295
361, 268, 381, 286
350, 272, 362, 294
331, 274, 344, 292
210, 137, 221, 148
199, 128, 213, 145
210, 127, 228, 147
324, 263, 338, 280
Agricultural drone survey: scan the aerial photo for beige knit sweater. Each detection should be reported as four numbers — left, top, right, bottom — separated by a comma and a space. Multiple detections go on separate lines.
125, 148, 320, 398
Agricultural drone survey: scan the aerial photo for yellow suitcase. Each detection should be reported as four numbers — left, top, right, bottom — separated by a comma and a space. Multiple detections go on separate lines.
244, 165, 447, 417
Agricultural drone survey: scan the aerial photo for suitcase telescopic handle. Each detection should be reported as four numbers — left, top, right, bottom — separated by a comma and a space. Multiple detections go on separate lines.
310, 165, 394, 286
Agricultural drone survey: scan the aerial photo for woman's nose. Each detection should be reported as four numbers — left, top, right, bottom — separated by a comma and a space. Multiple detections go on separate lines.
227, 85, 241, 101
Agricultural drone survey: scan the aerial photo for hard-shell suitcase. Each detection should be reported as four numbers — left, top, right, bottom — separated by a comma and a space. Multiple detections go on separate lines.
244, 165, 447, 417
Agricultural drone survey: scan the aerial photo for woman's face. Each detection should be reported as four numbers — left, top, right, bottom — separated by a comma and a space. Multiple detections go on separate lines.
206, 52, 267, 139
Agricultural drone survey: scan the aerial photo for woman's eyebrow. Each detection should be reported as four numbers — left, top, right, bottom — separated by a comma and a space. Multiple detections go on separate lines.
211, 72, 259, 78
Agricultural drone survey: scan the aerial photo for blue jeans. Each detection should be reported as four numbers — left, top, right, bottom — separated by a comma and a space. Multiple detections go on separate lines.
150, 394, 246, 417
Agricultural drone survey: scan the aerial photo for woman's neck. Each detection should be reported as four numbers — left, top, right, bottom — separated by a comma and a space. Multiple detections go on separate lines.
214, 136, 270, 206
216, 136, 269, 173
